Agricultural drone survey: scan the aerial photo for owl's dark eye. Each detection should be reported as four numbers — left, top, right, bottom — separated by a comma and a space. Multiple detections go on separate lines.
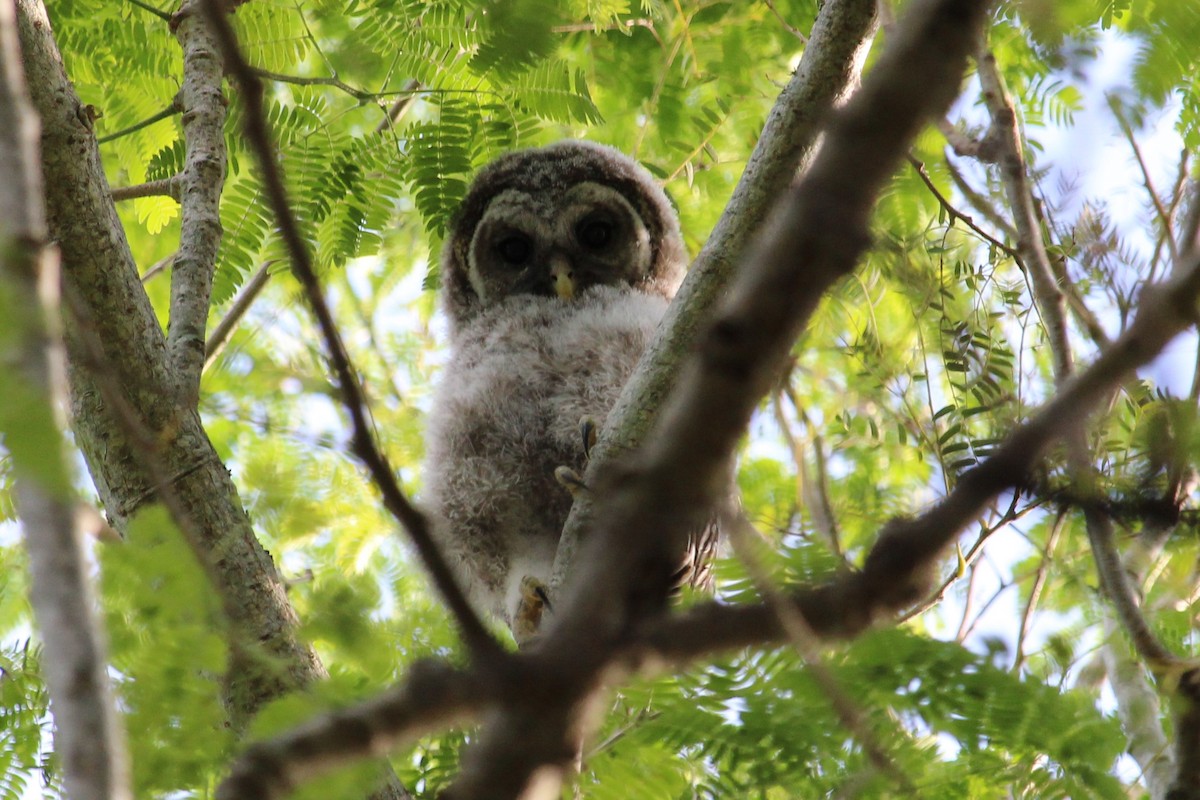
496, 234, 532, 266
575, 217, 613, 250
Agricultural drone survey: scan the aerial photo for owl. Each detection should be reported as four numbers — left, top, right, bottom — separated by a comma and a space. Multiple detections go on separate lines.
423, 140, 719, 641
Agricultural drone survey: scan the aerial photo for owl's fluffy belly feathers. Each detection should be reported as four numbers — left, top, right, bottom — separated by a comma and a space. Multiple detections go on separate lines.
424, 285, 669, 623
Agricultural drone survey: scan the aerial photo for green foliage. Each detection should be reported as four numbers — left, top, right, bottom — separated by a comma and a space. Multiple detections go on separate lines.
100, 508, 233, 795
6, 0, 1198, 798
0, 642, 53, 800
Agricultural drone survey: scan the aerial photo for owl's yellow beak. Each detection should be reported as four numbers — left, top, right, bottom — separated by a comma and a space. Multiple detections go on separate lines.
550, 260, 575, 300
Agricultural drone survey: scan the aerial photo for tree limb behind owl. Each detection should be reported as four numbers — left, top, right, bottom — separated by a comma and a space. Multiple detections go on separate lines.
424, 141, 724, 643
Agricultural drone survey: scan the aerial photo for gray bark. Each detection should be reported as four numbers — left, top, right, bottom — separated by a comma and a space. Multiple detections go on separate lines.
17, 0, 323, 729
551, 0, 880, 590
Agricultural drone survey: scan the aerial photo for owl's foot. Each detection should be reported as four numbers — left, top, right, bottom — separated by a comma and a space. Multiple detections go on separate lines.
512, 575, 552, 647
554, 465, 590, 499
579, 416, 598, 460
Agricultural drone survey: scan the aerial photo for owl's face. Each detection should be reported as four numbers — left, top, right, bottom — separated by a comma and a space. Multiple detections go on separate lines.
442, 141, 687, 331
467, 182, 652, 305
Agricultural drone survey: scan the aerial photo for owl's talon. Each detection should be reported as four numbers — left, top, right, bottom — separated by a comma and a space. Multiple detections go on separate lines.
579, 417, 598, 461
555, 465, 590, 498
513, 575, 552, 647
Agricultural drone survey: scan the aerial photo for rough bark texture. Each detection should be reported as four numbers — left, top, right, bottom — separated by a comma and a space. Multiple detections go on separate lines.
551, 0, 879, 589
17, 0, 323, 730
168, 0, 227, 404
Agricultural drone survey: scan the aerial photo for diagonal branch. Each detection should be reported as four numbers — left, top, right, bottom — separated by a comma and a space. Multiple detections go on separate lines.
975, 42, 1188, 794
199, 0, 503, 663
217, 660, 483, 800
211, 241, 1200, 800
167, 0, 228, 406
455, 1, 991, 796
551, 0, 880, 592
95, 101, 178, 144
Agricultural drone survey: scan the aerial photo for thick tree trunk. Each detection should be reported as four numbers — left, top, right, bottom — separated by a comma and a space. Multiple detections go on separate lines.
17, 0, 323, 729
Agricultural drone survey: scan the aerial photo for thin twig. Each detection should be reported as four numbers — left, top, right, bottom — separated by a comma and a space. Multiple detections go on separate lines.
110, 175, 182, 202
204, 260, 274, 368
777, 385, 844, 556
764, 0, 809, 41
250, 65, 374, 102
1013, 509, 1065, 670
201, 0, 503, 663
126, 0, 171, 22
941, 153, 1019, 239
551, 19, 657, 34
1109, 96, 1178, 264
96, 101, 178, 144
907, 153, 1019, 258
374, 78, 421, 134
140, 251, 176, 282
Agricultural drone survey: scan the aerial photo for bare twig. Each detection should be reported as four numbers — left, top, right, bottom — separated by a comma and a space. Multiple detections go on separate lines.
126, 0, 171, 22
777, 385, 844, 556
907, 153, 1019, 258
204, 260, 274, 368
250, 65, 374, 102
96, 101, 178, 144
764, 0, 809, 42
941, 153, 1019, 239
201, 0, 503, 663
374, 78, 420, 134
140, 251, 176, 282
110, 175, 182, 202
1109, 96, 1178, 264
1013, 509, 1065, 670
551, 19, 656, 34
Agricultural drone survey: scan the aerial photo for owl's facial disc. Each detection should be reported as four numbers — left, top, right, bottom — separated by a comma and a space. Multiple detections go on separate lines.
467, 183, 653, 305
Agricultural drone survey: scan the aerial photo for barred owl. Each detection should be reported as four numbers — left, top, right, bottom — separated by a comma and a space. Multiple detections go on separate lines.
423, 140, 719, 642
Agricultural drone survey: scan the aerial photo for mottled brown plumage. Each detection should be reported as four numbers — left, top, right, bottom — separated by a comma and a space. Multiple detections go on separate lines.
423, 141, 719, 639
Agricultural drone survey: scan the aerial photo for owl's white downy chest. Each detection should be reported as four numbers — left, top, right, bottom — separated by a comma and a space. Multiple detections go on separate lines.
423, 286, 669, 622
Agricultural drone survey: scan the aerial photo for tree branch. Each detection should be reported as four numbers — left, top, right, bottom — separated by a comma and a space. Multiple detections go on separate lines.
1, 3, 130, 798
975, 43, 1198, 796
19, 0, 323, 729
95, 101, 178, 144
906, 153, 1020, 259
217, 660, 481, 800
166, 0, 227, 406
110, 174, 182, 202
200, 0, 503, 663
455, 1, 990, 796
550, 0, 880, 593
211, 222, 1200, 796
1109, 95, 1178, 264
204, 259, 273, 368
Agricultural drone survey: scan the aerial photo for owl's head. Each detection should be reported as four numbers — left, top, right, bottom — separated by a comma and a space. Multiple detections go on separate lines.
441, 141, 687, 330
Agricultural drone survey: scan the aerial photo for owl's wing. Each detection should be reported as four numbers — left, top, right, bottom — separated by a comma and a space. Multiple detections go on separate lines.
670, 512, 724, 595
